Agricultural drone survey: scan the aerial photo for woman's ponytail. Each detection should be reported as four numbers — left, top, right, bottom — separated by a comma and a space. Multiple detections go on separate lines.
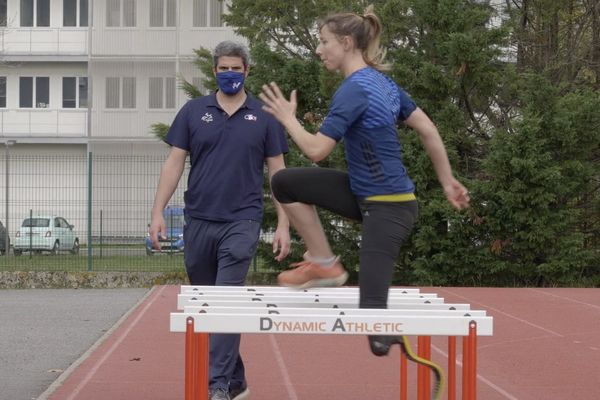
361, 5, 390, 71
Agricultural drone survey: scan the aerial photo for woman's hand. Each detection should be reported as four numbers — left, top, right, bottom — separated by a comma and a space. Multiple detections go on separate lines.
259, 82, 298, 124
443, 178, 470, 210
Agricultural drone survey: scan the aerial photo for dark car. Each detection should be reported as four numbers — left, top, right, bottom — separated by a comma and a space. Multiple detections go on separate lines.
145, 206, 184, 255
0, 220, 9, 255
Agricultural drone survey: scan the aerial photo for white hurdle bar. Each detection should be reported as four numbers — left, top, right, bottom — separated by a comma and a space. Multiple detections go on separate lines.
180, 285, 425, 295
170, 285, 493, 400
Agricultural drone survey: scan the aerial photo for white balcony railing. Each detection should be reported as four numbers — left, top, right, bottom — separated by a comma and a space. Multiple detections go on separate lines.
0, 109, 88, 136
90, 27, 240, 57
0, 26, 241, 57
0, 28, 88, 55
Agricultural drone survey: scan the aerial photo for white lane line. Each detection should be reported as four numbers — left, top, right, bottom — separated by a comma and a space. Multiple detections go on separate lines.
63, 285, 166, 400
527, 289, 600, 311
37, 286, 158, 400
477, 334, 556, 349
438, 288, 563, 337
269, 335, 299, 400
432, 344, 520, 400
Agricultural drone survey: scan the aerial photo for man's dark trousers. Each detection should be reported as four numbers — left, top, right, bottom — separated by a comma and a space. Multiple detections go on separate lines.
184, 216, 261, 392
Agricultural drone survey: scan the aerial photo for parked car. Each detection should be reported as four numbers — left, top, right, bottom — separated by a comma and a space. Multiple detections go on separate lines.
145, 206, 184, 255
0, 220, 10, 255
13, 215, 80, 256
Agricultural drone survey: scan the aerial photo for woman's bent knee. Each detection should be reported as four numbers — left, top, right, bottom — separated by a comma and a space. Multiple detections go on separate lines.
271, 168, 297, 204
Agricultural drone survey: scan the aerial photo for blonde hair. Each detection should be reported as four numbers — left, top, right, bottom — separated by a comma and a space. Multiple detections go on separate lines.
319, 5, 390, 71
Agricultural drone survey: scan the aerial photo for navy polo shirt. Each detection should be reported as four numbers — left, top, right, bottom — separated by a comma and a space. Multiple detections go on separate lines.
166, 92, 288, 222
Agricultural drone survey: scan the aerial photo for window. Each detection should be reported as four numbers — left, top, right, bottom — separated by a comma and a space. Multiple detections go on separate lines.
106, 77, 136, 109
148, 78, 162, 108
209, 0, 222, 26
79, 77, 88, 107
165, 77, 175, 108
64, 0, 89, 27
63, 78, 75, 107
19, 77, 32, 107
149, 77, 175, 109
106, 77, 120, 108
1, 0, 7, 27
193, 0, 223, 27
20, 0, 33, 26
122, 77, 136, 108
0, 77, 6, 108
123, 0, 136, 26
106, 0, 136, 27
36, 76, 49, 107
106, 0, 119, 26
62, 77, 88, 108
19, 76, 49, 108
20, 0, 50, 27
77, 76, 88, 108
38, 0, 50, 26
22, 218, 50, 228
150, 0, 176, 27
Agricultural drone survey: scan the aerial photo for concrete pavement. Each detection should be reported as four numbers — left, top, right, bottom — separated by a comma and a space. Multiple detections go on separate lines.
0, 288, 149, 400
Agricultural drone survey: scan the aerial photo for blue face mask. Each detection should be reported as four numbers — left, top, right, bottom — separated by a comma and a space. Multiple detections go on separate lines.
216, 71, 245, 95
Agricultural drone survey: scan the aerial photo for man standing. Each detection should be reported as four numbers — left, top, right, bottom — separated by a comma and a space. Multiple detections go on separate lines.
150, 41, 290, 400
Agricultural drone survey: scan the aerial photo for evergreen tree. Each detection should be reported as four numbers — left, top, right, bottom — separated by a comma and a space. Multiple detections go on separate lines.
479, 75, 600, 285
378, 0, 510, 285
149, 0, 600, 286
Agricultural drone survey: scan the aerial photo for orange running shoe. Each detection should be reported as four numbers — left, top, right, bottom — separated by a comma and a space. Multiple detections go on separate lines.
277, 256, 348, 289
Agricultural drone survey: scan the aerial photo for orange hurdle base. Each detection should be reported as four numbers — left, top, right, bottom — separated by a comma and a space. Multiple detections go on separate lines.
184, 319, 479, 400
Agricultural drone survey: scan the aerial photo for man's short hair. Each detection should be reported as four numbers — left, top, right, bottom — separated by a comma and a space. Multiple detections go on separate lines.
213, 41, 250, 67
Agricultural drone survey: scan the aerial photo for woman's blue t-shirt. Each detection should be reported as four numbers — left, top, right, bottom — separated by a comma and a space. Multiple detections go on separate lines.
319, 67, 417, 198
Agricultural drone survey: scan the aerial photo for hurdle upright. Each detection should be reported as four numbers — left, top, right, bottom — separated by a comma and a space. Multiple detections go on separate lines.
170, 285, 493, 400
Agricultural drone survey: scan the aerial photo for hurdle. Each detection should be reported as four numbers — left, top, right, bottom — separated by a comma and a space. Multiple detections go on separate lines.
170, 285, 493, 400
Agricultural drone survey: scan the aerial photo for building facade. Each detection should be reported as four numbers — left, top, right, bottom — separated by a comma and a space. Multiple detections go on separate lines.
0, 0, 242, 241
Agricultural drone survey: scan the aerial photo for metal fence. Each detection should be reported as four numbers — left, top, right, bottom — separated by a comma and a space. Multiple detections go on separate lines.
0, 152, 274, 273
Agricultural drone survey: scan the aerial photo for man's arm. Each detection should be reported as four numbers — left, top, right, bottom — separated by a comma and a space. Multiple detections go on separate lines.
149, 146, 188, 249
266, 154, 291, 261
404, 108, 470, 210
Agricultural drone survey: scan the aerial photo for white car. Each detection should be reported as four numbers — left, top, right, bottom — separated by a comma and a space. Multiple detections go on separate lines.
14, 216, 80, 256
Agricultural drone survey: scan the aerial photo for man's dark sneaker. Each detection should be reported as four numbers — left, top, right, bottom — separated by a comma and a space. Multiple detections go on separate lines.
209, 388, 230, 400
368, 335, 405, 356
230, 385, 250, 400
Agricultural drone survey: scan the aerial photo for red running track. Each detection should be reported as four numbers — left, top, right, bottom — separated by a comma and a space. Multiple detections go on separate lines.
44, 285, 600, 400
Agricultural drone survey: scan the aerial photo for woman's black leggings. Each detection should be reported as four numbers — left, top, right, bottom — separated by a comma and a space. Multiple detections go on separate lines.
271, 167, 418, 309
